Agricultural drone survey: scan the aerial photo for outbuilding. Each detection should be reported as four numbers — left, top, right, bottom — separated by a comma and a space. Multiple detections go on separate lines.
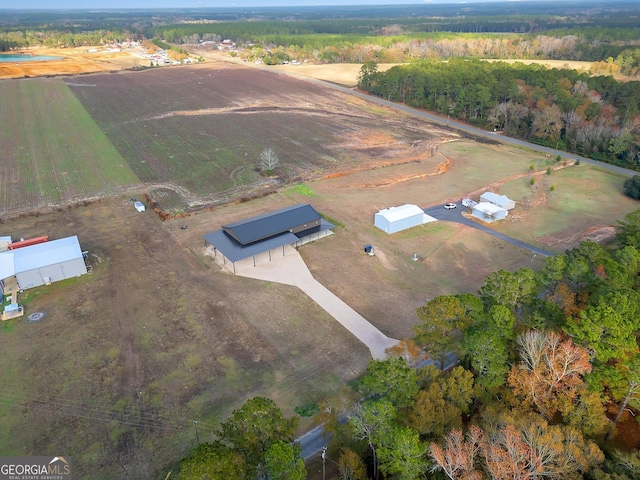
0, 236, 87, 291
472, 202, 508, 223
374, 204, 435, 234
204, 204, 334, 273
480, 192, 516, 210
134, 201, 146, 213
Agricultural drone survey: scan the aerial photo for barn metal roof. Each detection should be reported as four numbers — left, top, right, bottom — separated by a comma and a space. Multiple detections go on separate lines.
205, 229, 299, 262
0, 236, 83, 279
376, 204, 424, 222
473, 202, 506, 215
480, 192, 513, 208
222, 204, 321, 245
205, 217, 334, 263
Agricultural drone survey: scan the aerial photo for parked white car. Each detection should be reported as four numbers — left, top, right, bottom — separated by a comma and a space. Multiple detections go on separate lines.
444, 203, 457, 209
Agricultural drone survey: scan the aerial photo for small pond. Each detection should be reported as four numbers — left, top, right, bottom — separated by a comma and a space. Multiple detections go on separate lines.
0, 54, 63, 62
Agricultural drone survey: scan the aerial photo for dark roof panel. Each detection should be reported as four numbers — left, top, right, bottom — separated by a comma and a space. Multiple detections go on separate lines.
204, 229, 299, 262
222, 204, 321, 245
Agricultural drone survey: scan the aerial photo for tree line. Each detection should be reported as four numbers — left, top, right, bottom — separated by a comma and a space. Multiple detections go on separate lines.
358, 59, 640, 169
317, 210, 640, 479
177, 210, 640, 479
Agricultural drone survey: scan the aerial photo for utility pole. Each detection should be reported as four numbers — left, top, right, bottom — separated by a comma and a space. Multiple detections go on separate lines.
321, 447, 326, 480
193, 420, 200, 444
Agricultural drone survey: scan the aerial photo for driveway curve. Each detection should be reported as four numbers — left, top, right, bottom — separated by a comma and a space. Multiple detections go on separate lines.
234, 247, 398, 360
424, 204, 555, 258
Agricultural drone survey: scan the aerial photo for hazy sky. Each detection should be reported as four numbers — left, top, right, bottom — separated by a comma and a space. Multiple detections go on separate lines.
5, 0, 580, 9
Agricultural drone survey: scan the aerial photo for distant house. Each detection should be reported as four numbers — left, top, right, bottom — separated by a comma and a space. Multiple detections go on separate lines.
480, 192, 516, 210
204, 204, 334, 273
0, 235, 87, 292
374, 204, 435, 234
472, 202, 508, 223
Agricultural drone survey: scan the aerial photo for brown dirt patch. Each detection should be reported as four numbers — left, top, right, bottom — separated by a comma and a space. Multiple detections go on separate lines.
0, 46, 142, 80
0, 195, 370, 478
538, 225, 617, 251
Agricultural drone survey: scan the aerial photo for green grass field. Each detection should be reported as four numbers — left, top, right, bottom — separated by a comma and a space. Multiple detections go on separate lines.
0, 79, 140, 217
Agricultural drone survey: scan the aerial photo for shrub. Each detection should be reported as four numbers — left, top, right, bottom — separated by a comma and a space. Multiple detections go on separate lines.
530, 178, 535, 185
623, 175, 640, 200
546, 167, 552, 175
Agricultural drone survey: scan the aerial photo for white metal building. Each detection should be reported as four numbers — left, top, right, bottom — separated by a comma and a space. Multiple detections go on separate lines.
0, 236, 87, 290
472, 202, 508, 223
0, 236, 11, 252
374, 204, 435, 234
480, 192, 516, 210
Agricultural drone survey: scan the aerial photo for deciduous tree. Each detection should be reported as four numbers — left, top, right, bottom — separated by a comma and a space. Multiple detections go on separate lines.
264, 440, 306, 480
429, 426, 483, 480
218, 397, 298, 479
260, 147, 280, 174
377, 426, 426, 480
406, 383, 462, 438
348, 400, 396, 480
479, 268, 536, 310
414, 295, 472, 368
508, 330, 591, 418
338, 448, 368, 480
357, 356, 419, 409
178, 442, 244, 480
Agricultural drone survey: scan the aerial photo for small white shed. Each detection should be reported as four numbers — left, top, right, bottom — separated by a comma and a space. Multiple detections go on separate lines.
472, 202, 508, 223
374, 204, 435, 234
480, 192, 516, 210
134, 201, 146, 213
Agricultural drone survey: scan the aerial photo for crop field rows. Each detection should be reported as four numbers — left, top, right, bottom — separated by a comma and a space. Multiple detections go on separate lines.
1, 63, 452, 217
0, 79, 140, 219
66, 63, 451, 212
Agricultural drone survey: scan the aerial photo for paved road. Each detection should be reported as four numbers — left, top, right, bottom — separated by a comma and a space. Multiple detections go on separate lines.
269, 67, 637, 179
297, 351, 458, 460
424, 203, 555, 258
235, 61, 640, 461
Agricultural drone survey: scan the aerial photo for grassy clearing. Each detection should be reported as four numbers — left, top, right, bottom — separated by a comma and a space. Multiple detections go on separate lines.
269, 63, 401, 87
495, 163, 638, 244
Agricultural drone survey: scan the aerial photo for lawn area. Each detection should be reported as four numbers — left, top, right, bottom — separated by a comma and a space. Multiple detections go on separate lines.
494, 163, 639, 250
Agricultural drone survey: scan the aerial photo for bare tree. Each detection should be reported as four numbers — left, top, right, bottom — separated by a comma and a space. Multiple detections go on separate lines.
260, 147, 280, 174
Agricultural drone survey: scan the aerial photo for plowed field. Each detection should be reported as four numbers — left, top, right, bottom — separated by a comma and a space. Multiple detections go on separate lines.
66, 62, 455, 212
1, 62, 455, 218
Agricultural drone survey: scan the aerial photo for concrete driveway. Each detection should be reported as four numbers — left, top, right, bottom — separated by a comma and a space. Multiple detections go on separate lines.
232, 245, 399, 360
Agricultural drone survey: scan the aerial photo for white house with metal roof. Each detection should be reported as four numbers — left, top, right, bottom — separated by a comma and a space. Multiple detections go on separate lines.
0, 236, 87, 291
472, 202, 508, 223
480, 192, 516, 210
374, 204, 435, 234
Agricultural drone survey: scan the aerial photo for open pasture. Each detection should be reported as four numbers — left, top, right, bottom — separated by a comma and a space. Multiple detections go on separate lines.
0, 79, 140, 218
0, 133, 636, 479
66, 63, 455, 212
1, 58, 639, 479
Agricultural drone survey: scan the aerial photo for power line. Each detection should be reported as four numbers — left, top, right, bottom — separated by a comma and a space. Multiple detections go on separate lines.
0, 352, 346, 435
